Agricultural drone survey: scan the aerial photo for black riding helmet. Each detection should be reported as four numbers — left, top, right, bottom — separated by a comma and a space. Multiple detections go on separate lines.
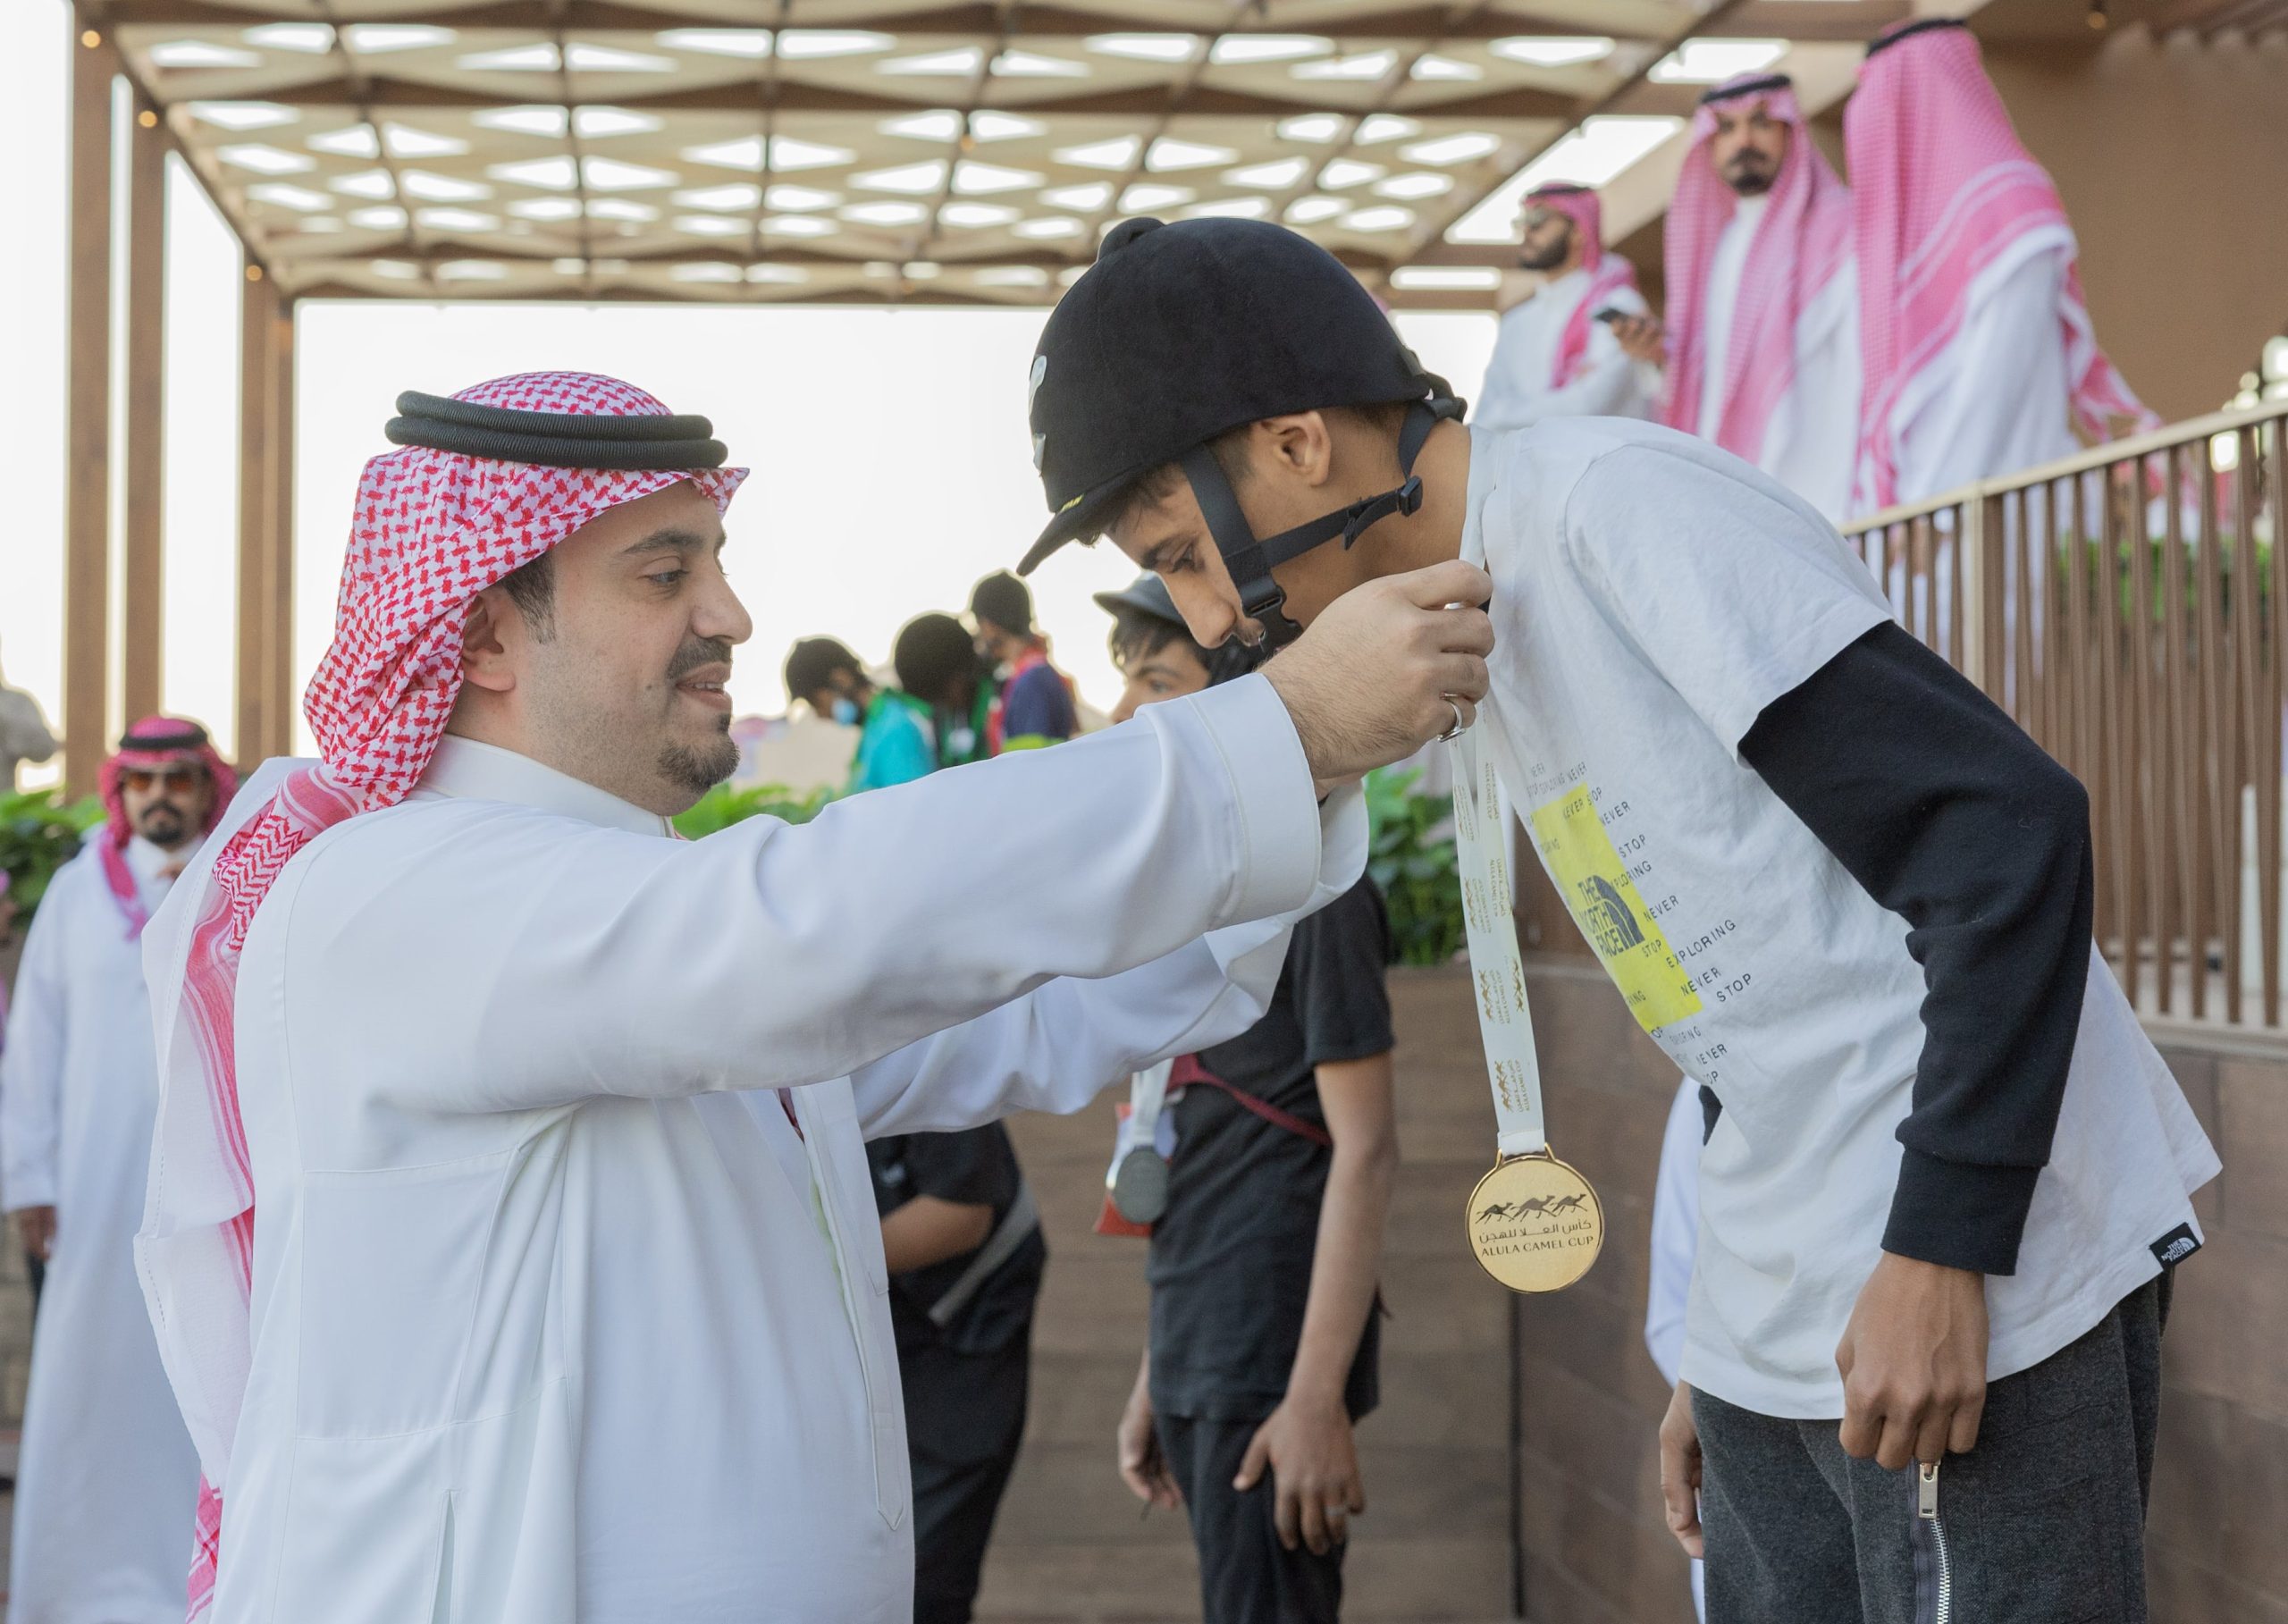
1019, 217, 1465, 649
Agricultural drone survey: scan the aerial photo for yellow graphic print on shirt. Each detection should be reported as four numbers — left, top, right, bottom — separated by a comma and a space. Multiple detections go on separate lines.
1527, 786, 1702, 1035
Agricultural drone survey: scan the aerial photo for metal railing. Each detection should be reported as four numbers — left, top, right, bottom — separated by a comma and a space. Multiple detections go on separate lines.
1843, 400, 2288, 1028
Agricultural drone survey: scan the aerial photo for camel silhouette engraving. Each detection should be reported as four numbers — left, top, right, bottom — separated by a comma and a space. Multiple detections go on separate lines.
1476, 1197, 1560, 1224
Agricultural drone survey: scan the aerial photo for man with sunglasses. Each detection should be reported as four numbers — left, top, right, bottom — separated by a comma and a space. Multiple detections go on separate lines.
1476, 182, 1659, 433
2, 716, 232, 1621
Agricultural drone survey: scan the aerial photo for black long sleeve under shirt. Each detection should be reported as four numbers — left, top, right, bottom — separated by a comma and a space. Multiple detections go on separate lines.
1736, 620, 2095, 1277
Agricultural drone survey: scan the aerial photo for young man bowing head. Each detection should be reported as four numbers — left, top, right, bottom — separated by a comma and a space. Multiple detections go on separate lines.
1017, 221, 2216, 1624
134, 374, 1491, 1624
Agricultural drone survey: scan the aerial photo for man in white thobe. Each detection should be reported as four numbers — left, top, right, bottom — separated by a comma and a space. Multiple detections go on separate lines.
4, 717, 229, 1623
1473, 182, 1656, 431
134, 373, 1493, 1623
1652, 73, 1860, 522
1846, 17, 2156, 512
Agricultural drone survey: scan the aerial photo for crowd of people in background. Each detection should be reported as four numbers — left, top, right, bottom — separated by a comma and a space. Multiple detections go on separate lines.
1479, 23, 2155, 526
770, 566, 1408, 1624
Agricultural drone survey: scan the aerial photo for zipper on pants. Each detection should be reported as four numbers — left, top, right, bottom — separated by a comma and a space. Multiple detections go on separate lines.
1910, 1460, 1955, 1624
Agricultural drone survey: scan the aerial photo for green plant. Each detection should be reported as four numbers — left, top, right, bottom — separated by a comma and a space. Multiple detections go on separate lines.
1364, 766, 1466, 967
0, 788, 105, 924
671, 781, 834, 838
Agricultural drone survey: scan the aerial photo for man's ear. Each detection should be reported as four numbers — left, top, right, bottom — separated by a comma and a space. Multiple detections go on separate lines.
461, 587, 517, 694
1257, 412, 1337, 489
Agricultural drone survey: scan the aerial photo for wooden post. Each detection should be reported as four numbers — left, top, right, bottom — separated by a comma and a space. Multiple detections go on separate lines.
123, 96, 168, 726
236, 266, 276, 765
63, 18, 114, 795
266, 301, 296, 759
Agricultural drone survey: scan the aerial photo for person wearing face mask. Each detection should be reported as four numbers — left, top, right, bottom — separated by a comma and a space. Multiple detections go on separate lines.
784, 636, 938, 795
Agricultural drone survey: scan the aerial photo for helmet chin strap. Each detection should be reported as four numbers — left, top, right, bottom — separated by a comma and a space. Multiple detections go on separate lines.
1181, 398, 1460, 652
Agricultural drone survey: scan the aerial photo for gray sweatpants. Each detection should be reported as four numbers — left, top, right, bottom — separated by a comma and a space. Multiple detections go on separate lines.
1693, 1274, 2170, 1624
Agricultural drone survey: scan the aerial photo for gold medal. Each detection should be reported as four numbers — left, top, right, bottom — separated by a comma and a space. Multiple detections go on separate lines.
1465, 1149, 1605, 1293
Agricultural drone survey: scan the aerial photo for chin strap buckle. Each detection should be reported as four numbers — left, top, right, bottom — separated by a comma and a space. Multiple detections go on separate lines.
1340, 475, 1424, 550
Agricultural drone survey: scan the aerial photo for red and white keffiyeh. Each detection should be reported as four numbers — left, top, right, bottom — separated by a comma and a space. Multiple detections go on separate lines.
97, 717, 237, 939
1527, 184, 1640, 391
136, 372, 745, 1620
1846, 20, 2157, 512
1660, 74, 1854, 463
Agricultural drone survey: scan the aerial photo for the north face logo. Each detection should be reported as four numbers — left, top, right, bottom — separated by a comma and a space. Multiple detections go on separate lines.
2149, 1224, 2201, 1267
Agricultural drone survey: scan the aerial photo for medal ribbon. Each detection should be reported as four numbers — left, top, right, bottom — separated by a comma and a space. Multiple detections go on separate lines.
1448, 479, 1547, 1160
1447, 724, 1547, 1157
1126, 1057, 1175, 1143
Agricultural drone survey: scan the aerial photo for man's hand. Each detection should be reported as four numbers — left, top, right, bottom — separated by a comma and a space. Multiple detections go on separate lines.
1836, 1252, 1989, 1470
1265, 560, 1495, 791
1234, 1389, 1366, 1555
1657, 1379, 1704, 1558
15, 1206, 55, 1263
1116, 1353, 1182, 1511
1611, 314, 1667, 365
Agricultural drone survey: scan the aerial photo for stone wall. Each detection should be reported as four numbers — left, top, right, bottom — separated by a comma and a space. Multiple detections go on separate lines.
2141, 1024, 2288, 1624
1505, 957, 1697, 1624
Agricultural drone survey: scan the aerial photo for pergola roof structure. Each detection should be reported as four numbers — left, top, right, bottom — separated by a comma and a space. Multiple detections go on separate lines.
80, 0, 2218, 791
103, 0, 1920, 307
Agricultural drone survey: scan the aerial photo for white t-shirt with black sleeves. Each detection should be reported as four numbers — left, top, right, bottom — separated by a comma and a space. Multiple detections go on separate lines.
1460, 417, 2218, 1418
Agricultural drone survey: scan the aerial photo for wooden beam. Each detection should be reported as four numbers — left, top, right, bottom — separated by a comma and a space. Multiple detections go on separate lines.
236, 267, 275, 765
242, 71, 1578, 121
274, 237, 1410, 272
63, 18, 114, 796
102, 0, 1671, 41
271, 276, 1504, 310
124, 95, 169, 726
1607, 80, 1716, 119
265, 303, 296, 760
1702, 1, 1912, 39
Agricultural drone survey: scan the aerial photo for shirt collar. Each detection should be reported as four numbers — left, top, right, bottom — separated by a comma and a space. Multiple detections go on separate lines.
416, 736, 676, 838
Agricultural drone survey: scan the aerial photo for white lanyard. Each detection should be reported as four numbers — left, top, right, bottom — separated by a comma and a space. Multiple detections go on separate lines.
1126, 1057, 1174, 1142
1448, 716, 1546, 1157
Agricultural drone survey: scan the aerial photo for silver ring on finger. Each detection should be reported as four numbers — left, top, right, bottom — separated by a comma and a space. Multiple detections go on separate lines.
1438, 696, 1468, 743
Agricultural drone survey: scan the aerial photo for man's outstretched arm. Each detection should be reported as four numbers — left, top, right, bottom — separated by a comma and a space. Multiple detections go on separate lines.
339, 562, 1493, 1117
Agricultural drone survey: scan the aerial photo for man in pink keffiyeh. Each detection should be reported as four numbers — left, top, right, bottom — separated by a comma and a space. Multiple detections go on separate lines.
129, 370, 1490, 1622
4, 718, 228, 1621
1846, 17, 2156, 514
1653, 72, 1861, 520
1472, 182, 1659, 431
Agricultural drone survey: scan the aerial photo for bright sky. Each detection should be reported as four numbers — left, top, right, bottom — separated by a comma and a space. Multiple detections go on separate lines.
0, 3, 1496, 779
